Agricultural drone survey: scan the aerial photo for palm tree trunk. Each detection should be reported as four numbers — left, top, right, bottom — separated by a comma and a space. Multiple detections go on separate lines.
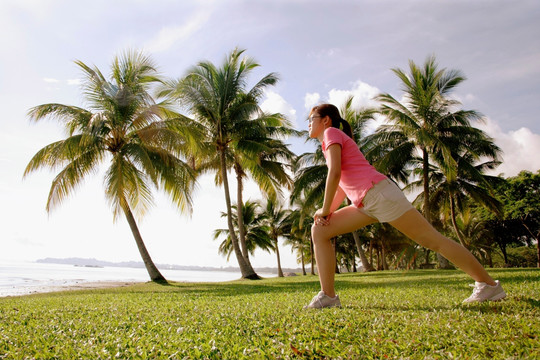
123, 204, 166, 282
450, 197, 468, 248
369, 239, 373, 266
345, 199, 374, 271
275, 238, 284, 277
381, 239, 389, 270
220, 150, 259, 279
352, 231, 375, 272
486, 249, 493, 268
300, 245, 306, 275
234, 166, 250, 262
422, 147, 432, 265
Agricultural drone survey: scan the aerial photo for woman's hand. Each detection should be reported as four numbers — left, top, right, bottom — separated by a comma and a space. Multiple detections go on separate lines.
314, 209, 331, 226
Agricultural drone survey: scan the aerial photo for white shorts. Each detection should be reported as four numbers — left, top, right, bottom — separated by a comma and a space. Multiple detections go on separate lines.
356, 178, 414, 223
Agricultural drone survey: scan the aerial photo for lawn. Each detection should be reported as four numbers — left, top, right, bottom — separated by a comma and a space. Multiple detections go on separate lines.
0, 269, 538, 359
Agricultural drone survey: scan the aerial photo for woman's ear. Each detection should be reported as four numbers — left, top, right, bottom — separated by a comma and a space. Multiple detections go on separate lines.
322, 116, 331, 127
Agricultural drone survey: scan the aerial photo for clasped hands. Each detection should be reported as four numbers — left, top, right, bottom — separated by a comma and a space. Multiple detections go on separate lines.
313, 209, 332, 226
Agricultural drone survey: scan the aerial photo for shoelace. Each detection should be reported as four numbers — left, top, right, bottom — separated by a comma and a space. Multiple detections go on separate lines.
309, 293, 325, 307
469, 283, 485, 296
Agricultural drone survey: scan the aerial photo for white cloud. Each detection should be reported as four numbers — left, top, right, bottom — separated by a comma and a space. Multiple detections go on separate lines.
304, 92, 320, 110
304, 80, 381, 113
67, 78, 81, 85
43, 78, 59, 83
305, 81, 384, 133
477, 118, 540, 177
327, 80, 380, 109
260, 90, 297, 128
144, 11, 211, 53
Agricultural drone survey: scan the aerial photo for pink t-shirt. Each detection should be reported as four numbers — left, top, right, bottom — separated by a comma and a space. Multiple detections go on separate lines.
322, 127, 387, 208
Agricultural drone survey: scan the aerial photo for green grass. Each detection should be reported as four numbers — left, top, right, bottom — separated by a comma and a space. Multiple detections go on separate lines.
1, 269, 538, 359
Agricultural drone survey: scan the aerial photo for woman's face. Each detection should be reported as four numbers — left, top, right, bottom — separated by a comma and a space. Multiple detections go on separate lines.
308, 112, 326, 139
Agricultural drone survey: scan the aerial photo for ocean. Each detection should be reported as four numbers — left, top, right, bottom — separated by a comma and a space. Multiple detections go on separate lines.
0, 260, 272, 297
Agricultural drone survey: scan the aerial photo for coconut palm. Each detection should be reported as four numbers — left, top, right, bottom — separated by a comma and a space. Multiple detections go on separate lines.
364, 55, 497, 266
231, 118, 295, 269
261, 198, 291, 277
24, 51, 198, 282
283, 205, 314, 275
291, 96, 378, 271
171, 48, 279, 279
410, 148, 502, 249
340, 96, 377, 271
214, 200, 274, 261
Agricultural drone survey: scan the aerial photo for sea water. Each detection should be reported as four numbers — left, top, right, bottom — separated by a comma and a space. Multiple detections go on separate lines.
0, 260, 270, 297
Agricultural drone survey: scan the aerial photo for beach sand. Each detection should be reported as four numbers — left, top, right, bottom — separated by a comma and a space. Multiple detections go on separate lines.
1, 281, 142, 297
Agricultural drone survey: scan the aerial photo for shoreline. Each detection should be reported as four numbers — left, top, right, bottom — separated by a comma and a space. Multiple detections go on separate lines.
1, 280, 143, 298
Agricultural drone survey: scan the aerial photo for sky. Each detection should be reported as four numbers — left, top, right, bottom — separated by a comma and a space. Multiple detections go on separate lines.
1, 0, 539, 271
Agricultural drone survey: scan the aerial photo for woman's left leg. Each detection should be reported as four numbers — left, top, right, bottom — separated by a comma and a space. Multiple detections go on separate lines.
389, 209, 496, 285
312, 205, 377, 297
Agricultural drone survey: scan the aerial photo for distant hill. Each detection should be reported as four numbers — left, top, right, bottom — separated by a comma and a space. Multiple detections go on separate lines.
35, 257, 301, 274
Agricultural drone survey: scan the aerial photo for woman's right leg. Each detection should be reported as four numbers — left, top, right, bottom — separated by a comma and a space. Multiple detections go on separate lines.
312, 206, 377, 297
389, 208, 496, 285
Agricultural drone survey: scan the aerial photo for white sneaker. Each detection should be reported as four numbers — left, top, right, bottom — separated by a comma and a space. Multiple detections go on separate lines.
463, 280, 506, 303
304, 291, 341, 309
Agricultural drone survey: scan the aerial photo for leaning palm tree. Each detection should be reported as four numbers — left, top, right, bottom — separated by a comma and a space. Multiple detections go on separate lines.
170, 48, 279, 279
24, 51, 197, 282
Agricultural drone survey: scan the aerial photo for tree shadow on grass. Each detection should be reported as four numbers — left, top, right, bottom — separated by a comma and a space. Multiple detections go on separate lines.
148, 273, 468, 299
518, 297, 540, 308
123, 269, 538, 309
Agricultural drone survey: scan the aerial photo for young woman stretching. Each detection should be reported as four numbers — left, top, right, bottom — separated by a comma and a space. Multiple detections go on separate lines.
305, 103, 506, 309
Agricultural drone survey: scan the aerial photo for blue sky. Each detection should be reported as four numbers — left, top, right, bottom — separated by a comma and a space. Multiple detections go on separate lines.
1, 0, 539, 270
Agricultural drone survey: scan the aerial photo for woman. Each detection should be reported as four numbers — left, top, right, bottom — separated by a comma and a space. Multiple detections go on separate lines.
305, 103, 506, 309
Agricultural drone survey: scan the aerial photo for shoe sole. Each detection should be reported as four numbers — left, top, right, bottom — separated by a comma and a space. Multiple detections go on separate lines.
465, 292, 506, 303
487, 292, 506, 302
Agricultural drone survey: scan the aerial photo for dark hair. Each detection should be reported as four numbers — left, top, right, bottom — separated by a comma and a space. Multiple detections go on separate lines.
311, 103, 353, 138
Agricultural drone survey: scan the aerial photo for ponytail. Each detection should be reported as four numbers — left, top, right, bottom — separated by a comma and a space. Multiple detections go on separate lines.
339, 117, 353, 139
311, 103, 353, 139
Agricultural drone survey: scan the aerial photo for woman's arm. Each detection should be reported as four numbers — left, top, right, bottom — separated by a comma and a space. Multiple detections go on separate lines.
329, 186, 347, 213
316, 143, 342, 218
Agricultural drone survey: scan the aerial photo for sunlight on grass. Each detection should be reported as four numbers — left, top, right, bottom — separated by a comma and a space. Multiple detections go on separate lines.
1, 269, 538, 359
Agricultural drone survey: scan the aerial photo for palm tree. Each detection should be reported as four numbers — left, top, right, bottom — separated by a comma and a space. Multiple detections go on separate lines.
410, 148, 502, 249
283, 205, 314, 275
171, 48, 279, 279
24, 51, 197, 282
340, 96, 377, 271
291, 97, 378, 271
231, 117, 295, 269
214, 200, 274, 261
367, 55, 481, 219
261, 198, 291, 277
364, 55, 494, 266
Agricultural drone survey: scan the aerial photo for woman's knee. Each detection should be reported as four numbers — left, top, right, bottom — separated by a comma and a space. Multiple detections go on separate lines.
311, 224, 330, 245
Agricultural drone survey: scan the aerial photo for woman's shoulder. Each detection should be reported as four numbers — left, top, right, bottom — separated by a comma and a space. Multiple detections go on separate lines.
324, 126, 346, 139
323, 127, 346, 150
